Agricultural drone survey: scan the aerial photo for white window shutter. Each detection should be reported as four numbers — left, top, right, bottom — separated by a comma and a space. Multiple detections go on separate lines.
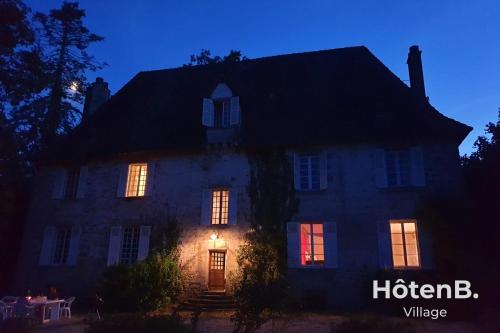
76, 166, 88, 199
229, 96, 240, 126
374, 149, 388, 188
67, 226, 81, 266
145, 162, 156, 196
287, 222, 301, 268
137, 226, 152, 261
39, 226, 56, 265
228, 188, 238, 225
202, 98, 214, 127
52, 169, 68, 199
200, 189, 213, 225
319, 151, 328, 190
377, 221, 392, 269
293, 153, 301, 190
107, 226, 122, 266
116, 164, 128, 197
410, 146, 426, 187
324, 221, 338, 268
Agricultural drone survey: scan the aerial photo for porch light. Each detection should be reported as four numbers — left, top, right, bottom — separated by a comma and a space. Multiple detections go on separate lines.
210, 233, 218, 241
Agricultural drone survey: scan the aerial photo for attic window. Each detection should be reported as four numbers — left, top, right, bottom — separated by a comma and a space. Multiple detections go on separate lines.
214, 99, 230, 128
202, 83, 240, 128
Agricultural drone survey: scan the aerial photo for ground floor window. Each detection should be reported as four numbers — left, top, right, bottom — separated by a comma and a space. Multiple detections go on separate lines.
120, 226, 140, 264
51, 227, 71, 265
300, 223, 324, 266
390, 220, 420, 268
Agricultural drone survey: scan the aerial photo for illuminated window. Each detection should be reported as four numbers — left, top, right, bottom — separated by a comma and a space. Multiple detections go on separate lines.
126, 163, 148, 197
300, 223, 324, 265
214, 99, 230, 128
120, 226, 140, 264
385, 150, 411, 187
299, 154, 320, 190
51, 227, 71, 265
390, 220, 420, 268
211, 189, 229, 225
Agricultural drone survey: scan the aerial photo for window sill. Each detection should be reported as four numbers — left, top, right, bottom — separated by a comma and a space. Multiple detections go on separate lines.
208, 224, 231, 228
122, 196, 147, 201
298, 265, 327, 270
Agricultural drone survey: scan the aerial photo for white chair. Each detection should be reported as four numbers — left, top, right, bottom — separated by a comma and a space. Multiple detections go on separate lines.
1, 296, 18, 305
59, 297, 75, 318
0, 300, 14, 320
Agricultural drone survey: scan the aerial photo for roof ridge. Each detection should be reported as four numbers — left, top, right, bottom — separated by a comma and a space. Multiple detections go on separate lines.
139, 45, 369, 75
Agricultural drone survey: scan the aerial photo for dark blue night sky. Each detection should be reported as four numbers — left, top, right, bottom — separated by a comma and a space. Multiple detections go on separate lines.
26, 0, 499, 154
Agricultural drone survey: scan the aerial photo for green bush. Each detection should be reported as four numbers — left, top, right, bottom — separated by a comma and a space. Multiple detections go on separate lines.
98, 253, 183, 312
86, 314, 190, 333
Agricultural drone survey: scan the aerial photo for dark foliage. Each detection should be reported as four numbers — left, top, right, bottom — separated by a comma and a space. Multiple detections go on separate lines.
7, 1, 105, 162
97, 217, 184, 312
85, 314, 190, 333
231, 150, 299, 333
184, 49, 247, 66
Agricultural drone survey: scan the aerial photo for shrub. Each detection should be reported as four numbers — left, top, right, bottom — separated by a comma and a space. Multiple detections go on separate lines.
85, 313, 190, 333
98, 253, 183, 312
98, 218, 184, 312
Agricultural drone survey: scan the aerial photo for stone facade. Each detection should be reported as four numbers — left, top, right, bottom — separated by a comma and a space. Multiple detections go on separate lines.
14, 140, 462, 307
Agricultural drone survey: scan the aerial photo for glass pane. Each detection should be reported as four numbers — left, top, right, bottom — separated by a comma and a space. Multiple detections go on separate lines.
398, 150, 411, 186
390, 223, 402, 233
393, 254, 406, 267
126, 164, 147, 197
300, 224, 312, 265
407, 254, 420, 267
403, 222, 415, 232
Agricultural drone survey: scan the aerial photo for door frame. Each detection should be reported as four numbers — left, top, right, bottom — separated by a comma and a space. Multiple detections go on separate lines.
208, 249, 227, 291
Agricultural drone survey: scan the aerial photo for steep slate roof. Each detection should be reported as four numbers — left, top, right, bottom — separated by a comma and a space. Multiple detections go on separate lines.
54, 46, 471, 162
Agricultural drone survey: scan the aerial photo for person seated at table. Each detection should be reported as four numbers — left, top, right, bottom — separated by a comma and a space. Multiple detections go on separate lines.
47, 286, 59, 300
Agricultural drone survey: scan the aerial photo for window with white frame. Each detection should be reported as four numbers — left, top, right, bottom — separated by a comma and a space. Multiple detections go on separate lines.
300, 223, 325, 266
120, 226, 140, 264
211, 189, 229, 225
299, 154, 320, 190
51, 227, 71, 265
213, 99, 230, 128
390, 220, 420, 268
126, 163, 148, 197
385, 150, 411, 187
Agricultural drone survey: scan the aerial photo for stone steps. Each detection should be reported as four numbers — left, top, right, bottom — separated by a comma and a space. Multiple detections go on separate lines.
178, 290, 235, 311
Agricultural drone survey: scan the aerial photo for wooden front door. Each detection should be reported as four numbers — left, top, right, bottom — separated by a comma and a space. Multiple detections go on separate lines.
208, 251, 226, 290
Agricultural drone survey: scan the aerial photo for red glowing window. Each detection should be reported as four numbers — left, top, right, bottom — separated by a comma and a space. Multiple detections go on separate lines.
300, 223, 324, 266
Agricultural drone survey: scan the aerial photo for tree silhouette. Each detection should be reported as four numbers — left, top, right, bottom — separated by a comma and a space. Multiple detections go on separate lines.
184, 49, 247, 66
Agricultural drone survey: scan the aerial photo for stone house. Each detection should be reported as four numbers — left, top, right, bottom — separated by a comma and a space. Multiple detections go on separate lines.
14, 45, 471, 308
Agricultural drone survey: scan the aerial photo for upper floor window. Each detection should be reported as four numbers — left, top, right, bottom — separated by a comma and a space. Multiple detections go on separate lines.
385, 150, 411, 187
126, 163, 148, 197
374, 147, 425, 188
202, 83, 240, 128
120, 226, 140, 264
299, 154, 320, 190
390, 220, 420, 268
211, 189, 229, 225
214, 99, 231, 128
64, 167, 80, 199
300, 223, 324, 266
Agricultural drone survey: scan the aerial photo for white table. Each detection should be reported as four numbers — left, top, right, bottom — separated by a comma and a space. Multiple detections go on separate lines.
28, 299, 64, 323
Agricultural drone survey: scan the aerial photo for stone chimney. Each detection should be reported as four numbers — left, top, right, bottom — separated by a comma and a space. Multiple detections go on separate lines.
83, 77, 110, 119
406, 45, 426, 100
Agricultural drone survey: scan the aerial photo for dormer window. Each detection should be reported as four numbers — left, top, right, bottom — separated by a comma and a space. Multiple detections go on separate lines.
214, 99, 231, 128
202, 83, 240, 128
